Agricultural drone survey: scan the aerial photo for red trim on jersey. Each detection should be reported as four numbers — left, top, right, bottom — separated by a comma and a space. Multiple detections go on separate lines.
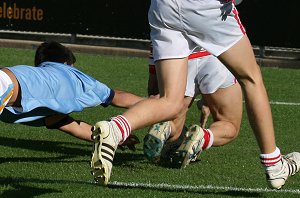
188, 50, 211, 60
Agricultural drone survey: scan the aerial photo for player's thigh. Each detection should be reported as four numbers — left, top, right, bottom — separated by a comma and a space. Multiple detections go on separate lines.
218, 35, 263, 85
156, 58, 188, 105
202, 83, 243, 129
171, 96, 193, 138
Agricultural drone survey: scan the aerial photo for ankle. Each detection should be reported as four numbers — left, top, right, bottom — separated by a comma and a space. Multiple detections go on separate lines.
260, 147, 282, 167
202, 129, 214, 150
111, 115, 131, 143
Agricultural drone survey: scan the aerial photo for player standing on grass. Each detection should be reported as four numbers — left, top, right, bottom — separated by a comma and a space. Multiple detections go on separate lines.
90, 0, 300, 189
0, 41, 142, 149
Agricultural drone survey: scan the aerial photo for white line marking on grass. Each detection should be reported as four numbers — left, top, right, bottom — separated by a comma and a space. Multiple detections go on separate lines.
269, 101, 300, 106
194, 98, 300, 106
109, 181, 300, 195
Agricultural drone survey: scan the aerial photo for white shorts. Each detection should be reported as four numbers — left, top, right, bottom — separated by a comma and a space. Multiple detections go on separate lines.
149, 0, 246, 61
0, 70, 14, 114
149, 46, 236, 96
185, 55, 236, 96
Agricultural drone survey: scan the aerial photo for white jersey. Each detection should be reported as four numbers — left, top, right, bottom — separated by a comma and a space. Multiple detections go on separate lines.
0, 70, 14, 114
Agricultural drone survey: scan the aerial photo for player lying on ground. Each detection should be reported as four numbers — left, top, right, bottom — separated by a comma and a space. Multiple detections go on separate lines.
144, 47, 243, 168
0, 41, 142, 150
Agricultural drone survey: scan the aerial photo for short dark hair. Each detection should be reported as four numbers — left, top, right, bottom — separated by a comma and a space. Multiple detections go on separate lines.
34, 41, 76, 66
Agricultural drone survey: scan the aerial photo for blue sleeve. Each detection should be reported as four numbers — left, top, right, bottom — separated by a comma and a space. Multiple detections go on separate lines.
101, 89, 115, 107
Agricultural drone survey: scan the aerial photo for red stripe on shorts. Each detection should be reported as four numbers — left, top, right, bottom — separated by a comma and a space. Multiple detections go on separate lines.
232, 7, 246, 34
188, 50, 211, 60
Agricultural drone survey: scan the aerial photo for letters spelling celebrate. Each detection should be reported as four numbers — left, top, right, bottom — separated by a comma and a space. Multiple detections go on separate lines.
0, 2, 43, 21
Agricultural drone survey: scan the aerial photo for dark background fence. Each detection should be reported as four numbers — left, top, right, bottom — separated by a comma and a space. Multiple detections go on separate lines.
0, 0, 299, 48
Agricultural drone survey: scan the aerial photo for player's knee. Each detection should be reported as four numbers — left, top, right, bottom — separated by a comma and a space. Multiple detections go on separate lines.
164, 99, 185, 120
236, 69, 264, 90
229, 124, 240, 141
223, 122, 240, 143
231, 128, 240, 140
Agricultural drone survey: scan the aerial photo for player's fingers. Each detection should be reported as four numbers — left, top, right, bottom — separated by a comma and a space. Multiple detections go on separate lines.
200, 106, 210, 128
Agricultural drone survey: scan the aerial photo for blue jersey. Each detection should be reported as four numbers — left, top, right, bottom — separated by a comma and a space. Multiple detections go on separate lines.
0, 62, 114, 126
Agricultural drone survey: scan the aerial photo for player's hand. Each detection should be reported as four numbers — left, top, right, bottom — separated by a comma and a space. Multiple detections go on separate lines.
197, 99, 210, 128
118, 134, 140, 151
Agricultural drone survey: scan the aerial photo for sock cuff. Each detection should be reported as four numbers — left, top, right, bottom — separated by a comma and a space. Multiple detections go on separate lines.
202, 128, 213, 150
205, 129, 214, 149
112, 115, 131, 143
260, 147, 282, 166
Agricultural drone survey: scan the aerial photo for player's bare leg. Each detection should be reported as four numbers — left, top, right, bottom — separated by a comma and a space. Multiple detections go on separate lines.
169, 82, 242, 167
218, 34, 300, 189
91, 58, 188, 185
123, 58, 188, 129
143, 96, 191, 162
202, 82, 242, 146
218, 34, 276, 154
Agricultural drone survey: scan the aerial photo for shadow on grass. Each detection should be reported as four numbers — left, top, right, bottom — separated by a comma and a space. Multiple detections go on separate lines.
0, 136, 146, 164
0, 177, 92, 197
0, 136, 90, 154
0, 183, 61, 198
0, 136, 91, 163
0, 156, 89, 164
114, 152, 146, 165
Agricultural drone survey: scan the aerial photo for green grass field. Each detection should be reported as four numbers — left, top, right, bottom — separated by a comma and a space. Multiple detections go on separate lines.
0, 47, 299, 198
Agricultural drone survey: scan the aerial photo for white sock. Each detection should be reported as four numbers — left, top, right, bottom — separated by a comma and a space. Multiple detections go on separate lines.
203, 129, 214, 150
260, 147, 282, 166
111, 115, 131, 144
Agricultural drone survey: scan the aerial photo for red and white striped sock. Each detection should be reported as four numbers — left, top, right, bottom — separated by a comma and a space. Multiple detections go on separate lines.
111, 115, 131, 144
260, 147, 282, 166
202, 129, 214, 150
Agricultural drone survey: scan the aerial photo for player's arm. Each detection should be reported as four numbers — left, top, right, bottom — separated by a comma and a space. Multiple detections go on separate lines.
44, 114, 140, 150
45, 114, 92, 141
111, 89, 145, 108
197, 98, 211, 128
